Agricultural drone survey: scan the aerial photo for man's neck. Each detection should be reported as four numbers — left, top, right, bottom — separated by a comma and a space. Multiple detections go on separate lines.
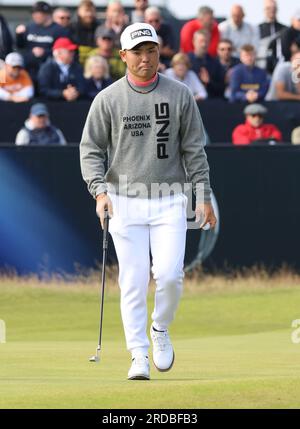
127, 72, 158, 87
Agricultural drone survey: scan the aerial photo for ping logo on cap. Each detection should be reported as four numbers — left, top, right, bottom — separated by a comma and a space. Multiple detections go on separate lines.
130, 29, 152, 40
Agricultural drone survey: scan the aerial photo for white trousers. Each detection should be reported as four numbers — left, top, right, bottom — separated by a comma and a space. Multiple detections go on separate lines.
108, 192, 187, 357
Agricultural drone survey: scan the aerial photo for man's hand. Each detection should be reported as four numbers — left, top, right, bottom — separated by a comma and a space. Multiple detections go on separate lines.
63, 85, 80, 101
195, 202, 217, 229
96, 193, 113, 229
245, 90, 259, 103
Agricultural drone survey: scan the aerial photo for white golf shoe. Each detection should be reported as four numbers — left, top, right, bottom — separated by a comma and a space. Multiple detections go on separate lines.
150, 324, 175, 372
127, 355, 150, 380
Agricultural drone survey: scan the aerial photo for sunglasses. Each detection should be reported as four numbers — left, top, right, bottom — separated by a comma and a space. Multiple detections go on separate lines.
219, 47, 232, 51
250, 114, 263, 118
58, 16, 71, 20
148, 19, 160, 23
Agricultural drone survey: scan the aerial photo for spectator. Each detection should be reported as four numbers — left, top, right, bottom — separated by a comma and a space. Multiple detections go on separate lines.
230, 44, 269, 103
15, 103, 66, 146
98, 1, 129, 49
164, 53, 207, 101
217, 39, 240, 73
188, 30, 225, 98
144, 7, 175, 67
219, 5, 259, 57
53, 7, 72, 30
180, 6, 220, 57
291, 126, 300, 144
38, 37, 86, 101
232, 103, 282, 145
0, 53, 34, 102
217, 39, 240, 99
266, 50, 300, 101
0, 14, 13, 60
280, 9, 300, 61
87, 27, 126, 81
15, 1, 68, 81
70, 0, 99, 66
258, 0, 286, 70
84, 56, 113, 99
131, 0, 149, 24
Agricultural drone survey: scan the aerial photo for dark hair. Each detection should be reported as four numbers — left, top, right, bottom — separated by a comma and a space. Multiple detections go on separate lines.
218, 38, 233, 46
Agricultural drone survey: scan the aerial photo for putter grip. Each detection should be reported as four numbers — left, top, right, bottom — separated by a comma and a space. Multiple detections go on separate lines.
103, 209, 109, 250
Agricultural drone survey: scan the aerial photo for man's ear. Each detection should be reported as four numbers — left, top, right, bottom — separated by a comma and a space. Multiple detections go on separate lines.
119, 50, 127, 63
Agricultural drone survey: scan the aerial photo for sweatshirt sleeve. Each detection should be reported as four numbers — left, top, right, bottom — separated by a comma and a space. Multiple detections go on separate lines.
79, 93, 111, 199
179, 90, 212, 203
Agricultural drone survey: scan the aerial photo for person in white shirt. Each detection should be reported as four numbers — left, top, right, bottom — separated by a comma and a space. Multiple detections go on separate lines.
218, 4, 259, 58
164, 52, 207, 101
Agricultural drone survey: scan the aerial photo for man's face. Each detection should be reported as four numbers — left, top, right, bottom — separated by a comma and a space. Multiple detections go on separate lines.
240, 49, 256, 67
264, 2, 277, 22
107, 3, 125, 25
53, 10, 71, 28
56, 48, 75, 64
6, 64, 22, 79
199, 12, 213, 29
291, 52, 300, 78
247, 114, 264, 128
96, 36, 114, 50
193, 34, 208, 56
78, 6, 95, 25
231, 7, 244, 27
120, 42, 159, 82
135, 0, 148, 11
30, 114, 48, 129
145, 12, 161, 31
32, 11, 49, 25
292, 17, 300, 31
217, 42, 233, 61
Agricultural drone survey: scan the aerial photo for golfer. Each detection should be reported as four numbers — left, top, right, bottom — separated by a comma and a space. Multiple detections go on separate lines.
80, 22, 217, 380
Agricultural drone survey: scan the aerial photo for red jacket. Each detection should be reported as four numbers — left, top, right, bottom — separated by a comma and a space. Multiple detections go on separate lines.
232, 120, 282, 145
180, 19, 220, 57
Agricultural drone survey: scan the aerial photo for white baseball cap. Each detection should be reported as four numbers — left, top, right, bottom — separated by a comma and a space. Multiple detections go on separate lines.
120, 23, 159, 50
5, 52, 24, 67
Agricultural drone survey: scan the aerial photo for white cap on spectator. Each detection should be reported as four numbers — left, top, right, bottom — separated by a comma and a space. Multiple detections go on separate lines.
120, 23, 159, 50
5, 52, 24, 67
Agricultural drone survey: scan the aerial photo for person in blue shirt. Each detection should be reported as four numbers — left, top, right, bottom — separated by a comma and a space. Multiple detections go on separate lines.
188, 29, 225, 98
15, 2, 68, 82
229, 44, 270, 103
38, 37, 86, 100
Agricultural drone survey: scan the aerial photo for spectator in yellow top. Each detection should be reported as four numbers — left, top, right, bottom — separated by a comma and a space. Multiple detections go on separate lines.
87, 27, 126, 81
0, 52, 34, 102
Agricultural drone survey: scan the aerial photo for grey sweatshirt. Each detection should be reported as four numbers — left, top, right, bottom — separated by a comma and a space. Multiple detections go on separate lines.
80, 73, 212, 202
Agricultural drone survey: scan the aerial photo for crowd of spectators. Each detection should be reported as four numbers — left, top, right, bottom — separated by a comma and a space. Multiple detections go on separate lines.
0, 0, 300, 144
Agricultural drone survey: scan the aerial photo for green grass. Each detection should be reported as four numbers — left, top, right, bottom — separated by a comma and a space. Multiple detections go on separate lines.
1, 273, 300, 409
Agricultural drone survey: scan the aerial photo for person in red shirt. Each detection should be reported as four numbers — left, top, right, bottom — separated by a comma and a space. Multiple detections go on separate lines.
180, 6, 220, 57
232, 103, 282, 145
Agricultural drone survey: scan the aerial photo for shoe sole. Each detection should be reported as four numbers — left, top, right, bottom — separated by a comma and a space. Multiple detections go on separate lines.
128, 374, 150, 380
153, 351, 175, 372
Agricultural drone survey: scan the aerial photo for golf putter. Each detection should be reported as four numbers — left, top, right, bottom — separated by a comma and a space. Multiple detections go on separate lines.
89, 208, 109, 362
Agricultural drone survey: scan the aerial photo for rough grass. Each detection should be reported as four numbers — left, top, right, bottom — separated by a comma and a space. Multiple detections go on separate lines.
1, 268, 300, 409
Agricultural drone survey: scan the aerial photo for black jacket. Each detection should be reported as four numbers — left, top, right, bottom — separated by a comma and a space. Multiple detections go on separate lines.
16, 21, 68, 79
0, 15, 13, 59
38, 57, 86, 99
69, 16, 99, 46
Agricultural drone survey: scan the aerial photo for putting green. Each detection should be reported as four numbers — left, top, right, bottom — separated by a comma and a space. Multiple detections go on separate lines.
1, 279, 300, 409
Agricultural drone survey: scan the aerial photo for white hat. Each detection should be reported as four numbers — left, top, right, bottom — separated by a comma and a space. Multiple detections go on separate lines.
120, 23, 159, 50
5, 52, 24, 67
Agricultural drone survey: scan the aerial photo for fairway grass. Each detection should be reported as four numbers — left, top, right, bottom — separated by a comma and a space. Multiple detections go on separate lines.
1, 274, 300, 409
